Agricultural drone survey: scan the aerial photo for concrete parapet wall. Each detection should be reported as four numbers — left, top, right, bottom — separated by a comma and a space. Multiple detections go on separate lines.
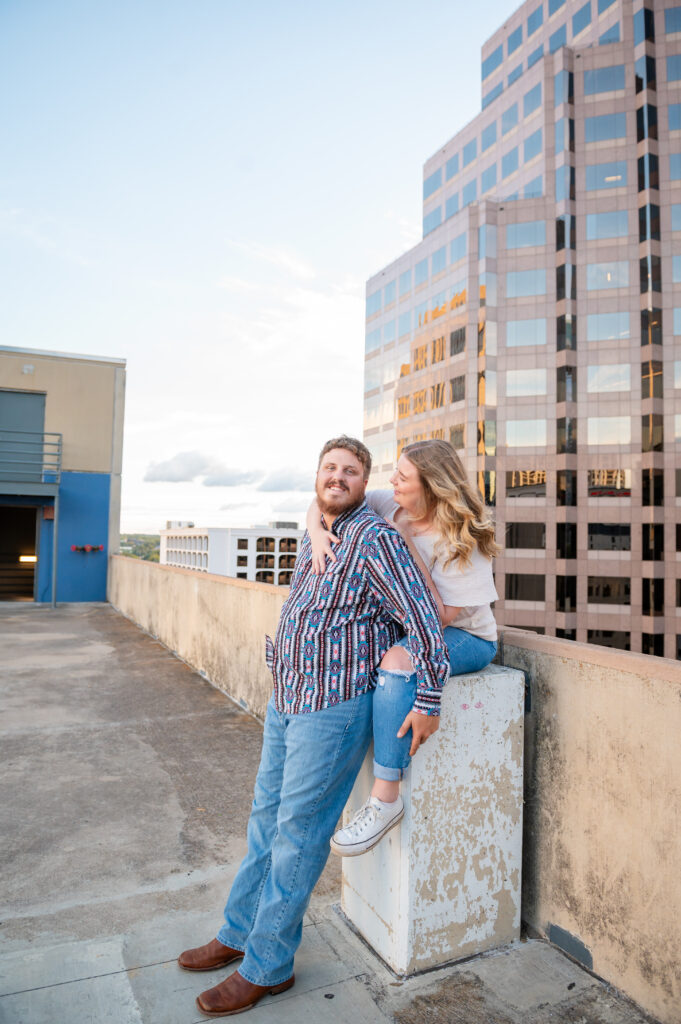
108, 555, 285, 719
342, 664, 525, 975
501, 628, 681, 1024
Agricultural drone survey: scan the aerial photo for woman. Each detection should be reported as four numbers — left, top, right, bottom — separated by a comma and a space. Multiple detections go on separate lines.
306, 439, 500, 856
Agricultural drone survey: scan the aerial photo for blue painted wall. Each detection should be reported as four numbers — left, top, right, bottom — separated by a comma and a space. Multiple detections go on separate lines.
54, 471, 111, 602
2, 472, 111, 601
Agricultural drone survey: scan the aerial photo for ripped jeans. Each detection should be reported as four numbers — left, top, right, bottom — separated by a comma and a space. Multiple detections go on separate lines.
372, 627, 497, 781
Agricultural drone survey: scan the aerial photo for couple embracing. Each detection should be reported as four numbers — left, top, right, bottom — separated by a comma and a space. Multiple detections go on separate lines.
179, 434, 499, 1017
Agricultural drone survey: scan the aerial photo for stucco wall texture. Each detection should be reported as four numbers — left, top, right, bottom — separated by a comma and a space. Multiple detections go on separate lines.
501, 629, 681, 1024
109, 558, 681, 1024
109, 555, 285, 720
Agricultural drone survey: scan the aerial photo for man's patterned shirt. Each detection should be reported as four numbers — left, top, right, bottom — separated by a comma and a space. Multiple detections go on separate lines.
265, 499, 449, 716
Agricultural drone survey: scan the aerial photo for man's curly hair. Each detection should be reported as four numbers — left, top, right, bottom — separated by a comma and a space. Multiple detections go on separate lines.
317, 435, 372, 478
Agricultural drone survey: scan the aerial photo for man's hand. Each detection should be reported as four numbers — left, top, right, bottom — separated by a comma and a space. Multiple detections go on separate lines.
397, 710, 440, 756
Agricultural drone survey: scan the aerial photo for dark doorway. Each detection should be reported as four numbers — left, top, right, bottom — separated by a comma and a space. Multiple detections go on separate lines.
0, 506, 38, 600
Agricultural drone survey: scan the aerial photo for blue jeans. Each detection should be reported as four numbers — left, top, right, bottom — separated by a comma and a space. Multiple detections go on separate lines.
217, 691, 373, 986
373, 627, 497, 781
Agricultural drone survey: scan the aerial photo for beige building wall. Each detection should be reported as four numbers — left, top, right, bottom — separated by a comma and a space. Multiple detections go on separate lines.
108, 558, 681, 1023
108, 555, 286, 720
502, 627, 681, 1024
0, 347, 125, 474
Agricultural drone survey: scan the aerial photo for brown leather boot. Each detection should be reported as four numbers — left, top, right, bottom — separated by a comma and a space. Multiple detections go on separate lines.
196, 969, 295, 1016
177, 937, 243, 972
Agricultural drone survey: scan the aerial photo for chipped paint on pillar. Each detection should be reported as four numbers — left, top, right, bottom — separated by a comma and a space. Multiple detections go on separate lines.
341, 663, 525, 975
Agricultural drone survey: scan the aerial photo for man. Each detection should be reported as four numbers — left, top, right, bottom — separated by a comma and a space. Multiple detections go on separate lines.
179, 435, 448, 1017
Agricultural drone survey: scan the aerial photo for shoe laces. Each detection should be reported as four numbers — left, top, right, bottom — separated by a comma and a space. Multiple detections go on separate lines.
343, 798, 380, 838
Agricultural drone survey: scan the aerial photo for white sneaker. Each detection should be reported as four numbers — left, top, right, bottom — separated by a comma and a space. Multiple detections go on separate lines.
330, 795, 404, 857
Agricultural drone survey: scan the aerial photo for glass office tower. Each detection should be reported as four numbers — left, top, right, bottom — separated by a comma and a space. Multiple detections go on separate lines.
363, 0, 681, 657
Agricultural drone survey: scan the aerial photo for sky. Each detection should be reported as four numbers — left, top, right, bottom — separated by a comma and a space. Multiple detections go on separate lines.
1, 0, 515, 532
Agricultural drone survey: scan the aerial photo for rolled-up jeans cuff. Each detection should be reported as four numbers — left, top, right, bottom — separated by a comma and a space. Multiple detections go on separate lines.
372, 759, 403, 781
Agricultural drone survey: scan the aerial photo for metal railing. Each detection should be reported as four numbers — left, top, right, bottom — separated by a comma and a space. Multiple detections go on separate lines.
0, 429, 62, 485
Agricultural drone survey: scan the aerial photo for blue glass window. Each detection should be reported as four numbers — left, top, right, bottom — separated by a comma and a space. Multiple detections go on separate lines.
586, 261, 629, 290
673, 254, 681, 282
599, 22, 620, 43
463, 139, 477, 167
398, 311, 412, 336
478, 225, 497, 261
524, 128, 543, 161
549, 0, 565, 13
585, 112, 626, 141
445, 154, 459, 180
383, 320, 396, 344
423, 168, 442, 200
462, 179, 477, 206
366, 328, 381, 352
482, 44, 503, 81
508, 63, 523, 85
668, 55, 681, 81
505, 191, 520, 201
586, 210, 629, 239
586, 312, 630, 341
431, 246, 447, 275
634, 8, 655, 44
584, 65, 626, 94
554, 68, 574, 105
555, 165, 574, 201
415, 258, 428, 286
674, 308, 681, 334
482, 163, 498, 192
665, 7, 681, 33
525, 175, 543, 198
423, 207, 442, 236
445, 192, 459, 219
502, 103, 519, 134
399, 269, 412, 296
670, 104, 681, 129
527, 4, 543, 36
506, 269, 547, 297
450, 233, 467, 263
524, 83, 542, 116
482, 122, 497, 151
672, 204, 681, 229
554, 116, 575, 153
671, 153, 681, 180
384, 280, 396, 305
483, 82, 504, 108
598, 0, 616, 11
572, 2, 591, 35
507, 318, 547, 346
586, 160, 627, 189
550, 24, 567, 51
507, 220, 546, 248
502, 147, 519, 178
508, 26, 523, 56
366, 291, 382, 316
528, 43, 544, 67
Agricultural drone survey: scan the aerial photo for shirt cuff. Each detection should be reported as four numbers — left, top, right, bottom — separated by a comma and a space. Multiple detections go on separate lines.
413, 690, 442, 716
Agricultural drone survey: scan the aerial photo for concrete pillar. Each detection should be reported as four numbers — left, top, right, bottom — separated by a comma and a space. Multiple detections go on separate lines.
341, 663, 525, 975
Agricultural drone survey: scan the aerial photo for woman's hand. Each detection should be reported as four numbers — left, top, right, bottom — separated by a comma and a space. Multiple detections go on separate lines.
397, 710, 440, 756
310, 528, 340, 574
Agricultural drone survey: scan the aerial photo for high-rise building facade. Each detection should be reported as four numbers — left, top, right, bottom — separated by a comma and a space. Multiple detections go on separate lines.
363, 0, 681, 658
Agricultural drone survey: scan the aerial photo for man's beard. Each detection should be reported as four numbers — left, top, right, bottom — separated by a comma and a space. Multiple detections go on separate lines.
316, 480, 362, 517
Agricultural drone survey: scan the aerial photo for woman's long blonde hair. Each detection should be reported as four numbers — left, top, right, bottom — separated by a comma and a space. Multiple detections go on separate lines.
402, 440, 500, 569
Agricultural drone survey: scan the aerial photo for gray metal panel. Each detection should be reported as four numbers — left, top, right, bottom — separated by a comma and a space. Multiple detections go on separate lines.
0, 389, 46, 433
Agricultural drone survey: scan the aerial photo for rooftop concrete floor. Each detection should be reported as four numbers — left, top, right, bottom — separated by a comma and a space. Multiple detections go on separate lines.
0, 603, 657, 1024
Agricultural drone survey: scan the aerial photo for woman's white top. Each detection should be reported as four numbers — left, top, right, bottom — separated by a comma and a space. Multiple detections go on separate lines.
366, 489, 498, 642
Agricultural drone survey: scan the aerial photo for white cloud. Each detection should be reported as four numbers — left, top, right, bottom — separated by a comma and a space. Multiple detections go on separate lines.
257, 469, 314, 493
144, 451, 215, 482
203, 468, 262, 487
